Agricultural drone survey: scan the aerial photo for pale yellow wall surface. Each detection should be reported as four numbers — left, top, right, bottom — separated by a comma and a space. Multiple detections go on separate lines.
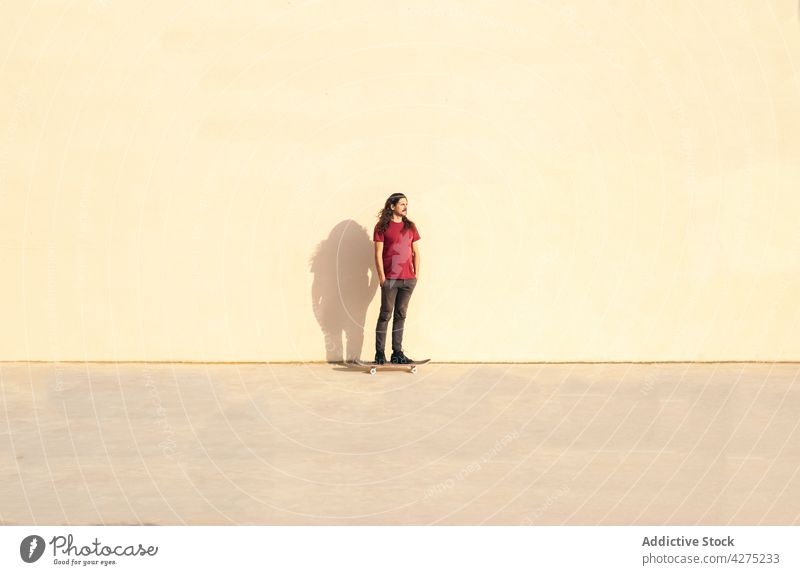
1, 1, 798, 361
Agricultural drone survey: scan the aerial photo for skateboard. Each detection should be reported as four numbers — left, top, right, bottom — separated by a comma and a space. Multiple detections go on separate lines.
353, 359, 431, 375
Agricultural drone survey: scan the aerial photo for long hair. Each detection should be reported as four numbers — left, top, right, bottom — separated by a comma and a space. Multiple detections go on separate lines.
376, 193, 417, 234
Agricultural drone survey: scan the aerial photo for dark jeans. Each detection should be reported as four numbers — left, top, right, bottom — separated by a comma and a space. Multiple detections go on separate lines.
375, 278, 417, 353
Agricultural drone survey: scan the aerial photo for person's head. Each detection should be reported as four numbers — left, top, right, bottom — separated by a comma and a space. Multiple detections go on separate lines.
383, 193, 407, 218
376, 193, 415, 233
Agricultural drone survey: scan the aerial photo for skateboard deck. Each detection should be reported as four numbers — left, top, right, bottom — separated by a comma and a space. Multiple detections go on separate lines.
354, 359, 430, 374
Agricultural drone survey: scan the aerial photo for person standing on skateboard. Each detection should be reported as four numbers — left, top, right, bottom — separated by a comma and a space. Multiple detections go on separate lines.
373, 193, 420, 364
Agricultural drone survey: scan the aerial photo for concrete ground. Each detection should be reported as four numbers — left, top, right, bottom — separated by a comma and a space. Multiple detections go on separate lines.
0, 362, 798, 525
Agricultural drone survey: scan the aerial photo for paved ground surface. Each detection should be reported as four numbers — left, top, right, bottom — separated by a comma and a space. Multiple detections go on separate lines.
1, 362, 798, 525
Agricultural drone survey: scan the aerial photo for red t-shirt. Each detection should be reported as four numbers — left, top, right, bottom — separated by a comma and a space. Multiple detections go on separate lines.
373, 220, 421, 279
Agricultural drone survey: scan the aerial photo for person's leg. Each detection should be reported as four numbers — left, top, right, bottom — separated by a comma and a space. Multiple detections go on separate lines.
375, 279, 399, 355
391, 278, 417, 353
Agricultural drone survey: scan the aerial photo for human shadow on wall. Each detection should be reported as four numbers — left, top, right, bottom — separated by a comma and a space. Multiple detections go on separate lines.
310, 220, 378, 364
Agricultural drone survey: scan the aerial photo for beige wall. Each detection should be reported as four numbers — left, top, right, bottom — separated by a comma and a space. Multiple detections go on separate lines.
1, 1, 798, 362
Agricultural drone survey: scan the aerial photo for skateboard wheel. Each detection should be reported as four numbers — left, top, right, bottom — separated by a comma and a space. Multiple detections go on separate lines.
411, 366, 417, 374
370, 367, 377, 375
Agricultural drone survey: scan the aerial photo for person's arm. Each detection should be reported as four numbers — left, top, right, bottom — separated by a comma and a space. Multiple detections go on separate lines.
412, 241, 420, 280
374, 241, 386, 286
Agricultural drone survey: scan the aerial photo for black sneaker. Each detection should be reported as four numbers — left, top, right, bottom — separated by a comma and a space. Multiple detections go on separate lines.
391, 351, 414, 364
374, 351, 386, 365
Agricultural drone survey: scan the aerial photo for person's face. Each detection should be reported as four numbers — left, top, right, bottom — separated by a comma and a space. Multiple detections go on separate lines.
391, 197, 408, 218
